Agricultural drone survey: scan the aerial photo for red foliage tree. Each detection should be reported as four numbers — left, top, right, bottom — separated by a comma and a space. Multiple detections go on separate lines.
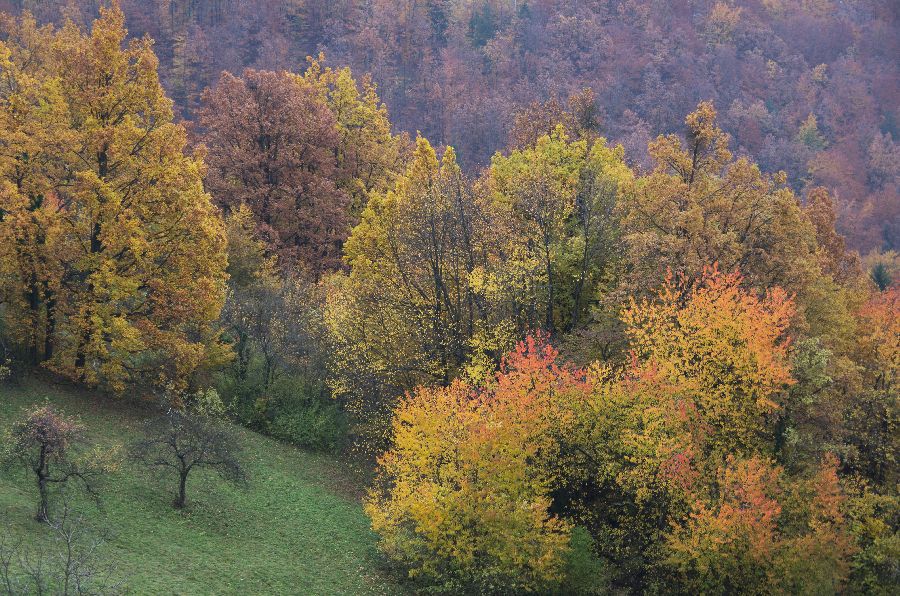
200, 68, 350, 273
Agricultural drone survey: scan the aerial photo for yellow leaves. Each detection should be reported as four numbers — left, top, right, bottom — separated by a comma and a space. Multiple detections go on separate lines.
298, 53, 402, 216
685, 101, 730, 157
488, 126, 584, 221
705, 2, 743, 44
646, 101, 732, 188
0, 6, 228, 391
366, 339, 580, 590
623, 266, 796, 456
224, 204, 277, 289
463, 320, 517, 386
811, 63, 829, 84
587, 138, 633, 187
369, 257, 852, 590
329, 134, 501, 431
625, 101, 821, 298
82, 442, 125, 475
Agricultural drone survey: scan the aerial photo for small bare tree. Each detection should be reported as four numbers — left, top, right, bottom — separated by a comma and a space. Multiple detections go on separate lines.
0, 502, 124, 595
131, 390, 246, 509
2, 406, 117, 522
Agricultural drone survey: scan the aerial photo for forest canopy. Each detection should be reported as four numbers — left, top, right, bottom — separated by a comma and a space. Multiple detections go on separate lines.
0, 2, 896, 594
2, 0, 896, 252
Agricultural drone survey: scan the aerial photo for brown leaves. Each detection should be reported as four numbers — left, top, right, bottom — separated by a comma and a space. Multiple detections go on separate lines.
201, 68, 348, 274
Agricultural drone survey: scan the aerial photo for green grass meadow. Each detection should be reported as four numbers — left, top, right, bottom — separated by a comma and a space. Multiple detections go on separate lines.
0, 376, 398, 595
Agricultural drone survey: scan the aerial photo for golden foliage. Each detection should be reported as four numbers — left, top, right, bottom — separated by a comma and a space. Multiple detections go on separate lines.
0, 4, 227, 391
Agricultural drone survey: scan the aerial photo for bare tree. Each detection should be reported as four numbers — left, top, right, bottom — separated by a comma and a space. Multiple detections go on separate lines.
131, 394, 246, 509
2, 406, 117, 522
0, 502, 124, 595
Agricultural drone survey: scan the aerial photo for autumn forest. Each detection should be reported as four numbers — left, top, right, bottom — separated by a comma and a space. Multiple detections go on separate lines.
0, 1, 896, 594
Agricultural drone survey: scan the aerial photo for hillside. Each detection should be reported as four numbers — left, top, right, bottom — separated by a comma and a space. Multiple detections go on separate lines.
0, 3, 895, 593
0, 377, 398, 595
2, 0, 896, 250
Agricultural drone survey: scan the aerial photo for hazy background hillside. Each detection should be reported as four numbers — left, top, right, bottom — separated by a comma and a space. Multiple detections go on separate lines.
3, 0, 897, 251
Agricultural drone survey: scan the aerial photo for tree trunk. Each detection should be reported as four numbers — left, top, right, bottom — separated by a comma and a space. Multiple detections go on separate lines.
263, 353, 275, 390
36, 448, 50, 522
36, 476, 50, 522
544, 241, 555, 334
76, 147, 108, 380
28, 271, 41, 365
74, 332, 88, 380
32, 445, 50, 522
175, 470, 188, 509
44, 292, 55, 360
235, 331, 250, 381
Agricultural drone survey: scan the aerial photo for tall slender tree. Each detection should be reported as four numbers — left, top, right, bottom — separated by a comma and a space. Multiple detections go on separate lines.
200, 68, 348, 274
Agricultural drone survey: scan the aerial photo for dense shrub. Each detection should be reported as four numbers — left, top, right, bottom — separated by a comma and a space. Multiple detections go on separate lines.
218, 369, 347, 452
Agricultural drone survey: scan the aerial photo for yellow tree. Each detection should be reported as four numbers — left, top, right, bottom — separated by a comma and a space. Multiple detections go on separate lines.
563, 267, 845, 591
622, 266, 796, 459
622, 101, 818, 297
55, 4, 228, 390
843, 285, 899, 485
481, 127, 632, 334
0, 14, 73, 365
326, 136, 503, 438
366, 337, 580, 592
0, 4, 228, 391
299, 54, 406, 218
483, 127, 583, 334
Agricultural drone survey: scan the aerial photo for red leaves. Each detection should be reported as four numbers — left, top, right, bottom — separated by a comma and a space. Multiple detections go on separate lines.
201, 69, 349, 274
11, 405, 83, 457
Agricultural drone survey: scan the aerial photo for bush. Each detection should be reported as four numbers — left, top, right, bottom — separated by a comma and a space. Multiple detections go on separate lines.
366, 339, 578, 594
217, 369, 347, 452
0, 338, 24, 384
214, 363, 268, 426
269, 400, 346, 452
561, 527, 610, 595
262, 376, 346, 451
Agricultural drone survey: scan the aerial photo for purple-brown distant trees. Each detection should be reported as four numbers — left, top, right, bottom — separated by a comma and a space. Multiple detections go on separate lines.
200, 69, 349, 274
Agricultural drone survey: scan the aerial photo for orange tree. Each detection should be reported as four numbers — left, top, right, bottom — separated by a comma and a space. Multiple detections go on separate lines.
368, 268, 858, 592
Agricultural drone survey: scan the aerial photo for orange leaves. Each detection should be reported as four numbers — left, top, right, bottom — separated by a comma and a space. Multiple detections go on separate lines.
623, 265, 796, 456
667, 453, 853, 593
616, 266, 857, 591
856, 284, 899, 391
369, 264, 861, 591
366, 336, 584, 591
809, 453, 846, 529
715, 457, 783, 543
666, 456, 782, 591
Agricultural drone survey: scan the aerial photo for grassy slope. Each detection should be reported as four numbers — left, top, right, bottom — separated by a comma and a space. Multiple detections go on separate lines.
0, 376, 397, 595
